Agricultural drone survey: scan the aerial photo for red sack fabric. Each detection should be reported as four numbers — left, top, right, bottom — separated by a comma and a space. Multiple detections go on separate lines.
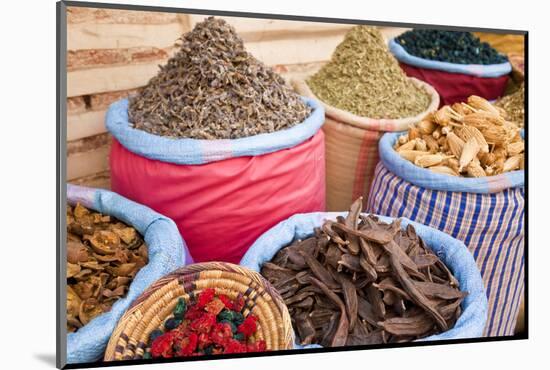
110, 131, 326, 264
399, 62, 509, 106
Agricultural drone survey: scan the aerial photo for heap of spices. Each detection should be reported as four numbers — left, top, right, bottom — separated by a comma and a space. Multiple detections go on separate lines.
495, 83, 525, 128
66, 204, 148, 333
144, 288, 267, 358
307, 26, 430, 119
395, 95, 524, 177
395, 30, 507, 65
261, 198, 466, 346
128, 17, 311, 140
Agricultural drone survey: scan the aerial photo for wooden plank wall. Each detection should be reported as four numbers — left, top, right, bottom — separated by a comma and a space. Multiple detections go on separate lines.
66, 7, 408, 188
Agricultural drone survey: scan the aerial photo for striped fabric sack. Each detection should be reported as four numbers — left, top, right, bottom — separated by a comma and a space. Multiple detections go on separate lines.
292, 78, 440, 211
367, 132, 524, 337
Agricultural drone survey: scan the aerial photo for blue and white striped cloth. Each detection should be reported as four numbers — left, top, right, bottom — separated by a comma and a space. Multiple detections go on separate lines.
367, 158, 524, 336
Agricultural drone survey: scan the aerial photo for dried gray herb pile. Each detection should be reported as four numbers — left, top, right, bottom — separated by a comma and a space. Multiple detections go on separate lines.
307, 26, 430, 119
128, 17, 311, 140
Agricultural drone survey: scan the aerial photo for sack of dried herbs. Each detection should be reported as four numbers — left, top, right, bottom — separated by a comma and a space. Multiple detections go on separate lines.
240, 200, 487, 347
128, 17, 311, 140
293, 25, 439, 211
66, 184, 191, 364
389, 30, 512, 105
107, 17, 326, 265
367, 130, 524, 337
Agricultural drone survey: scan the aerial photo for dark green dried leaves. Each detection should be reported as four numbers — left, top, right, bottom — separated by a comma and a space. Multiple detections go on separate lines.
396, 30, 507, 65
261, 197, 466, 346
129, 17, 311, 140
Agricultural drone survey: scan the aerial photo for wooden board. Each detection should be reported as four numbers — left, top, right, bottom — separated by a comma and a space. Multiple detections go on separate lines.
69, 170, 111, 190
68, 22, 185, 50
66, 34, 340, 97
67, 145, 110, 180
67, 62, 162, 97
67, 7, 179, 24
188, 15, 352, 41
68, 110, 107, 141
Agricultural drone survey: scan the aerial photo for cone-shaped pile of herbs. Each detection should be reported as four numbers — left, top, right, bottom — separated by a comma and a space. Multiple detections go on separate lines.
129, 17, 311, 140
307, 26, 430, 119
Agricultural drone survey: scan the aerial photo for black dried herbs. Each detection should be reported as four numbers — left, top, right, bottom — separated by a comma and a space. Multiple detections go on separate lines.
260, 197, 466, 346
395, 30, 507, 65
66, 203, 148, 333
129, 17, 311, 140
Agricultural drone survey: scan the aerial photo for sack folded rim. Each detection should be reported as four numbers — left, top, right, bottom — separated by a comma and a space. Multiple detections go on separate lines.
106, 97, 325, 165
379, 131, 524, 194
389, 38, 512, 78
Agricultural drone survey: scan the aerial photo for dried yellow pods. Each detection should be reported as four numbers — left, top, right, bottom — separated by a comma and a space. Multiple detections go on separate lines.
393, 95, 524, 177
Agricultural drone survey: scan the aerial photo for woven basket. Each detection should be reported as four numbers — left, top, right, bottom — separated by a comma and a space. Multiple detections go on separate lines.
292, 77, 439, 211
104, 262, 294, 361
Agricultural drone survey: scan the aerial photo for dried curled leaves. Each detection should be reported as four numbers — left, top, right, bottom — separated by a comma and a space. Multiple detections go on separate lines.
129, 17, 311, 140
66, 203, 148, 333
261, 198, 466, 347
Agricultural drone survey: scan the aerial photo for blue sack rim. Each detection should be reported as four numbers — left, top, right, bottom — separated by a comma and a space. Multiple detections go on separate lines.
389, 39, 512, 78
379, 132, 524, 194
106, 97, 325, 165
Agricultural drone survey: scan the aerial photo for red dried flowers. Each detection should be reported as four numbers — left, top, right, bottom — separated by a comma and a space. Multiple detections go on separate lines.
147, 289, 267, 358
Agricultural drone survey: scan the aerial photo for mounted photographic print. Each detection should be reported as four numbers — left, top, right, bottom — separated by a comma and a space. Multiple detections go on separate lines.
56, 1, 527, 368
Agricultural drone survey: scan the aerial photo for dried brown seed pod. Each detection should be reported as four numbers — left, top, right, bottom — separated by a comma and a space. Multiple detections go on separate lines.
398, 134, 409, 145
415, 153, 452, 168
422, 134, 440, 153
445, 157, 461, 174
479, 152, 497, 167
417, 119, 437, 135
415, 138, 428, 152
454, 126, 489, 153
503, 154, 522, 172
397, 139, 417, 152
459, 138, 480, 172
447, 132, 465, 158
467, 95, 501, 116
409, 125, 421, 140
429, 165, 459, 176
466, 161, 486, 178
506, 141, 524, 156
399, 150, 427, 163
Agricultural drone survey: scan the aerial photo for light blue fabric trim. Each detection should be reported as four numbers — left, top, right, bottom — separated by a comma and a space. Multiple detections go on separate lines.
379, 132, 524, 194
389, 39, 511, 78
106, 97, 325, 165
